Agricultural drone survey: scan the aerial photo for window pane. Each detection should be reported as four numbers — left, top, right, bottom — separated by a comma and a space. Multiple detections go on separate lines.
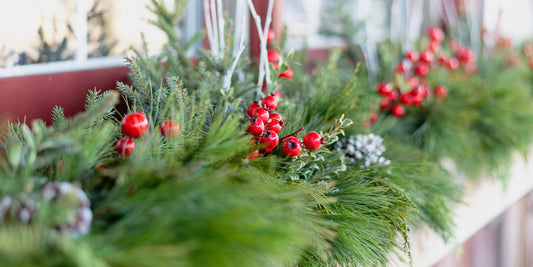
87, 0, 118, 58
88, 0, 202, 59
282, 0, 347, 49
0, 0, 77, 67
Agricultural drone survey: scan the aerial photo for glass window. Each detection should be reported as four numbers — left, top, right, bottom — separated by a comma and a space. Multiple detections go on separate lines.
282, 0, 392, 50
0, 0, 202, 77
282, 0, 345, 49
0, 0, 77, 67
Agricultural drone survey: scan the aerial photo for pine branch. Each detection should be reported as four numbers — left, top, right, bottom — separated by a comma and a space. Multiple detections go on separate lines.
51, 106, 65, 129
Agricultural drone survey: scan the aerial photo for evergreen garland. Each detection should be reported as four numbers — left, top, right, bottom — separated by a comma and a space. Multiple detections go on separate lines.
4, 1, 533, 266
325, 6, 533, 179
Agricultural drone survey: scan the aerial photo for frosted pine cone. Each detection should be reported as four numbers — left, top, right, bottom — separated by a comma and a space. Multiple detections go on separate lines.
0, 195, 38, 224
0, 196, 13, 221
42, 182, 92, 236
335, 133, 391, 168
18, 197, 38, 224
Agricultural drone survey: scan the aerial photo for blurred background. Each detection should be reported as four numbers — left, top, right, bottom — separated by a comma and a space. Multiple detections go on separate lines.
2, 0, 533, 69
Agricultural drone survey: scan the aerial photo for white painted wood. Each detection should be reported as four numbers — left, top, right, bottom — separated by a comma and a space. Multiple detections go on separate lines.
0, 57, 126, 78
403, 150, 533, 267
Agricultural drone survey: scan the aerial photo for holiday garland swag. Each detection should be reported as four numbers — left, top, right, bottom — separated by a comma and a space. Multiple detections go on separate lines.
1, 1, 533, 266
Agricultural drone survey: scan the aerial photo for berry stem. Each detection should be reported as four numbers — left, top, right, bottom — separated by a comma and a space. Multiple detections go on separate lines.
280, 127, 304, 142
120, 135, 130, 159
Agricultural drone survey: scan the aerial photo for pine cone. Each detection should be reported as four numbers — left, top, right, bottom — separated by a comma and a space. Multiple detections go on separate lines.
41, 182, 92, 236
0, 196, 13, 221
336, 134, 391, 168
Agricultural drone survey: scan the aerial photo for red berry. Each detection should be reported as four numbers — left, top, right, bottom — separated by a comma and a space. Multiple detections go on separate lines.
121, 112, 149, 139
434, 85, 448, 99
253, 108, 270, 123
404, 51, 419, 61
273, 90, 282, 100
262, 95, 279, 110
370, 113, 379, 122
507, 53, 519, 66
282, 136, 302, 157
427, 27, 444, 43
407, 76, 419, 87
260, 130, 279, 154
396, 62, 408, 74
529, 58, 533, 70
248, 150, 260, 160
365, 113, 379, 128
380, 98, 392, 110
419, 50, 434, 63
410, 93, 425, 105
247, 101, 260, 116
411, 85, 423, 95
377, 82, 393, 96
390, 105, 405, 118
410, 86, 428, 105
303, 132, 322, 150
438, 56, 449, 65
269, 112, 282, 121
456, 48, 475, 64
265, 118, 283, 133
279, 68, 294, 79
160, 120, 180, 137
400, 93, 413, 105
267, 29, 275, 43
248, 118, 265, 135
414, 63, 429, 77
524, 43, 533, 56
116, 137, 135, 156
527, 58, 533, 70
268, 49, 280, 63
421, 85, 430, 97
389, 90, 399, 101
96, 164, 107, 172
465, 62, 477, 74
447, 58, 459, 70
429, 41, 440, 52
449, 40, 460, 51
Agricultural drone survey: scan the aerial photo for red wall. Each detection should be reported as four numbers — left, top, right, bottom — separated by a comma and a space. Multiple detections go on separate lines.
0, 66, 129, 124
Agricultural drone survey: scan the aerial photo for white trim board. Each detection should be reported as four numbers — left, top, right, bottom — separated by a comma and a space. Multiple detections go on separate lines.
404, 150, 533, 267
0, 57, 126, 78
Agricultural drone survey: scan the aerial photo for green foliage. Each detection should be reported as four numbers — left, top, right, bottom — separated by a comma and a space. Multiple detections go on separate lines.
383, 55, 533, 179
51, 106, 65, 129
0, 92, 118, 188
324, 3, 533, 180
94, 166, 332, 267
278, 53, 460, 264
0, 1, 486, 266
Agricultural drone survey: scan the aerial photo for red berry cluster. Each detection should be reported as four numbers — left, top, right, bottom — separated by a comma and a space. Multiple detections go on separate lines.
266, 29, 293, 79
115, 112, 180, 157
521, 42, 533, 69
373, 27, 475, 120
246, 94, 323, 158
116, 112, 148, 157
500, 39, 533, 68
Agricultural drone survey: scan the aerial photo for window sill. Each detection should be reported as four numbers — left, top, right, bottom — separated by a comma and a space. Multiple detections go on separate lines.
406, 150, 533, 266
0, 57, 126, 78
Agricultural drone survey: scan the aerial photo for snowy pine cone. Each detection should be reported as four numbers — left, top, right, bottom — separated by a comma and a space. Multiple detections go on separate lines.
42, 182, 93, 236
335, 133, 391, 168
0, 195, 38, 224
